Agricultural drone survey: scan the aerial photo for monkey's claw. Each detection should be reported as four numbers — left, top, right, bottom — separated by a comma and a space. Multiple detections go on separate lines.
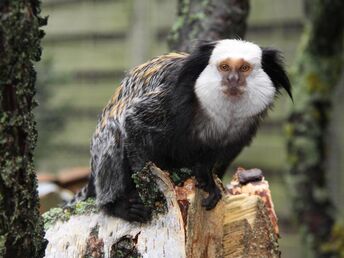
127, 196, 152, 223
102, 192, 152, 223
195, 180, 207, 190
201, 187, 222, 210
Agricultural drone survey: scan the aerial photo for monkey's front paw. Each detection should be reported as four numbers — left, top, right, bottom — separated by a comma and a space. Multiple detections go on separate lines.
201, 187, 222, 210
127, 196, 152, 223
195, 180, 207, 190
102, 195, 152, 223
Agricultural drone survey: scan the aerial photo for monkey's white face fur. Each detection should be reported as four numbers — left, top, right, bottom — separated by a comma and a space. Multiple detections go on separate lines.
194, 39, 276, 143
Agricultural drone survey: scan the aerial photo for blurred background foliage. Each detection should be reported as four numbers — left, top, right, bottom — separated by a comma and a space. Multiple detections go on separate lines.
35, 0, 344, 257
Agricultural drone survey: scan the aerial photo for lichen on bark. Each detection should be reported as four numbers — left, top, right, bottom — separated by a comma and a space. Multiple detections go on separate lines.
132, 162, 167, 215
44, 164, 169, 231
286, 0, 344, 257
84, 225, 104, 258
110, 235, 142, 258
168, 0, 250, 52
0, 0, 47, 257
43, 198, 98, 230
169, 167, 193, 185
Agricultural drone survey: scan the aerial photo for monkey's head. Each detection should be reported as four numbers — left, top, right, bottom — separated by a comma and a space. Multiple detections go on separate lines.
189, 39, 292, 119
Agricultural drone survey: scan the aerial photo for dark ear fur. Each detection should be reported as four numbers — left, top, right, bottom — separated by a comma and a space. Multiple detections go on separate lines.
262, 48, 292, 100
177, 41, 216, 86
171, 41, 216, 137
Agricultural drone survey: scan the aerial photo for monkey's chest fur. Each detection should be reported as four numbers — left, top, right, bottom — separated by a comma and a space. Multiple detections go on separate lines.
193, 105, 254, 147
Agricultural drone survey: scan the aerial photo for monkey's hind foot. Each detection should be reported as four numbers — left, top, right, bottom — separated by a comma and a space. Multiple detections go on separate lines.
194, 172, 222, 210
195, 180, 207, 190
201, 186, 222, 210
102, 191, 152, 223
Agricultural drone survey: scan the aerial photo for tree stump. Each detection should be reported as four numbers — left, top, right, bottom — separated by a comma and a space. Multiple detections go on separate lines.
43, 164, 280, 258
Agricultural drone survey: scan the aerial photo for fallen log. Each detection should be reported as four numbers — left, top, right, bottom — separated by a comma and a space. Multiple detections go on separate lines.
43, 163, 280, 258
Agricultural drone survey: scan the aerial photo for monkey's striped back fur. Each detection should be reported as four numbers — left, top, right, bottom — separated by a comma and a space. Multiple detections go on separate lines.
95, 52, 187, 136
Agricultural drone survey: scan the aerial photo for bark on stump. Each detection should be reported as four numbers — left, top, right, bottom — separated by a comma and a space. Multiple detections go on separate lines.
43, 164, 280, 258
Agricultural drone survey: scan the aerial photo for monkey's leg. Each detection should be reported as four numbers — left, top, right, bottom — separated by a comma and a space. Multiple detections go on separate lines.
119, 99, 167, 220
212, 160, 230, 179
94, 134, 151, 222
193, 163, 222, 210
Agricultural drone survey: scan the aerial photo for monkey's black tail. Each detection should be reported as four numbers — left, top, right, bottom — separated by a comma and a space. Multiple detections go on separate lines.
67, 174, 96, 206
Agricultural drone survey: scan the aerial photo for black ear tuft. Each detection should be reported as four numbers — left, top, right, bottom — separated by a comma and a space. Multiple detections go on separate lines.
195, 40, 217, 53
177, 41, 216, 85
172, 41, 217, 135
262, 48, 292, 100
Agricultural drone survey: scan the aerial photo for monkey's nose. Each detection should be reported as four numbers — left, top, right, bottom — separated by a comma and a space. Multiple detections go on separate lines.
226, 74, 240, 85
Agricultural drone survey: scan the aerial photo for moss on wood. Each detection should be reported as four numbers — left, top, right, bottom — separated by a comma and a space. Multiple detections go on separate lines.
110, 235, 142, 258
168, 0, 249, 52
169, 167, 193, 186
84, 224, 104, 258
0, 0, 47, 257
43, 198, 98, 230
44, 164, 170, 230
321, 222, 344, 257
132, 163, 167, 215
286, 0, 344, 257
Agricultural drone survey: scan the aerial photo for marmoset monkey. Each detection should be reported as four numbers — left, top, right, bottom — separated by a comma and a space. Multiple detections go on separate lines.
73, 39, 292, 223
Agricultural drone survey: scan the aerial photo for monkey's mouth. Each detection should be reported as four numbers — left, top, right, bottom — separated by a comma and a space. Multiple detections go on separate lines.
221, 86, 245, 97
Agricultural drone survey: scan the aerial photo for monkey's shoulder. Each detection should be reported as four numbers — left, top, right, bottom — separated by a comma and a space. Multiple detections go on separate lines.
122, 52, 188, 94
93, 53, 187, 137
108, 52, 187, 110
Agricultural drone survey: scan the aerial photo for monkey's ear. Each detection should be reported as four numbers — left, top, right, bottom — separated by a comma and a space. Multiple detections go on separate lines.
262, 48, 292, 100
195, 40, 217, 53
177, 41, 216, 85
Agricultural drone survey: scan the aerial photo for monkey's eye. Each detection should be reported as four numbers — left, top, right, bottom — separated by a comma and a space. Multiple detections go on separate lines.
219, 63, 230, 71
240, 64, 251, 72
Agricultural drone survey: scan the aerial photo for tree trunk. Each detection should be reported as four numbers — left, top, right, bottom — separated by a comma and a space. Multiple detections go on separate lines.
0, 0, 47, 257
286, 0, 344, 257
168, 0, 250, 52
43, 164, 280, 258
128, 0, 152, 67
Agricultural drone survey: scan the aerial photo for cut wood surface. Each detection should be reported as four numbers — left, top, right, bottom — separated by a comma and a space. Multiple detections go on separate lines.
44, 164, 280, 258
223, 195, 280, 257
